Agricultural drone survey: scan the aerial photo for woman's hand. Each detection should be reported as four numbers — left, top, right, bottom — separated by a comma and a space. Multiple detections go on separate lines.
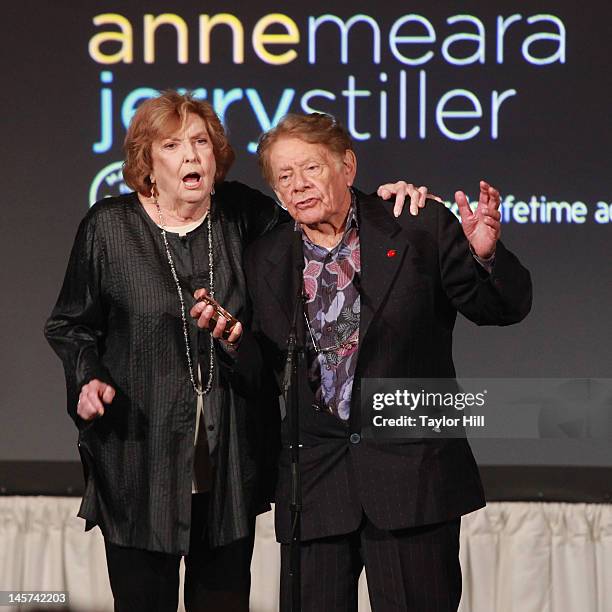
190, 288, 243, 345
78, 379, 115, 420
377, 181, 443, 217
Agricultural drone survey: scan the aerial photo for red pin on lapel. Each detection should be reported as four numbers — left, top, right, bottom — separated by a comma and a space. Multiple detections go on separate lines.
386, 249, 397, 258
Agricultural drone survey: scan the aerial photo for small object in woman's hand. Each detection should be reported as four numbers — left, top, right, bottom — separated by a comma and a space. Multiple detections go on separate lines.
197, 294, 238, 339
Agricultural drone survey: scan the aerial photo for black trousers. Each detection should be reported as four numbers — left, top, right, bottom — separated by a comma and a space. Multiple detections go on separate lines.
280, 516, 461, 612
104, 494, 255, 612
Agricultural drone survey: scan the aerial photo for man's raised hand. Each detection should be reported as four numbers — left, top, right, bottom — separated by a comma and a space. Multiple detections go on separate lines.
455, 180, 502, 259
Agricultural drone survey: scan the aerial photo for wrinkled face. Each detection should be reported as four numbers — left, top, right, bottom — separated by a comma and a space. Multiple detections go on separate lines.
149, 113, 216, 207
269, 137, 356, 228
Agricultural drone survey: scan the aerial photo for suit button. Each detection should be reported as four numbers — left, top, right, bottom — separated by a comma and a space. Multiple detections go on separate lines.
349, 433, 361, 444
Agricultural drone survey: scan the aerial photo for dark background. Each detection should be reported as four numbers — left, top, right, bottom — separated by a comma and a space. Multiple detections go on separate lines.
2, 1, 610, 471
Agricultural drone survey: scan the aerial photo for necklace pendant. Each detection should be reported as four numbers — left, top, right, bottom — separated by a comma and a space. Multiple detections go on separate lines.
156, 200, 216, 396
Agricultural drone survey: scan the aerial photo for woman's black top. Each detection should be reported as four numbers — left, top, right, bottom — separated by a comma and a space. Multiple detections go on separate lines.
45, 181, 287, 554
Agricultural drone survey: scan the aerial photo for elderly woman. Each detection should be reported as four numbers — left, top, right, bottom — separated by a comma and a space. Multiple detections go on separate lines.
45, 91, 427, 611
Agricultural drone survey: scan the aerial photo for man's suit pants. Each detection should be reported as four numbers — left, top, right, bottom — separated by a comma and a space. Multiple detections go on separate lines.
280, 515, 461, 612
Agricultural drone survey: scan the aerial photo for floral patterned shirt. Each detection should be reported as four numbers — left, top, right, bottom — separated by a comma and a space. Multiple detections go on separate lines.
300, 200, 360, 420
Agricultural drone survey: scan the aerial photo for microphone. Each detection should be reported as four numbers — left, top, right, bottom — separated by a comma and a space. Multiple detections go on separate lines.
283, 230, 305, 398
291, 228, 305, 330
293, 227, 305, 273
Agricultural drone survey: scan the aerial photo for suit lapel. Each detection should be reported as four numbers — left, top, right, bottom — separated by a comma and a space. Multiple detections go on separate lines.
261, 224, 303, 327
356, 191, 411, 344
260, 224, 312, 408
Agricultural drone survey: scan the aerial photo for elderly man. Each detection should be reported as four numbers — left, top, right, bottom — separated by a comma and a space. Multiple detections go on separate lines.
193, 113, 532, 611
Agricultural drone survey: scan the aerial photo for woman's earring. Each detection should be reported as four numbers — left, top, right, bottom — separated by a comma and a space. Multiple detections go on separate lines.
210, 186, 215, 195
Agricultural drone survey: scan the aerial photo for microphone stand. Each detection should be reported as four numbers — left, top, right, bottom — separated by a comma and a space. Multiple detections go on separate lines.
282, 237, 304, 612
